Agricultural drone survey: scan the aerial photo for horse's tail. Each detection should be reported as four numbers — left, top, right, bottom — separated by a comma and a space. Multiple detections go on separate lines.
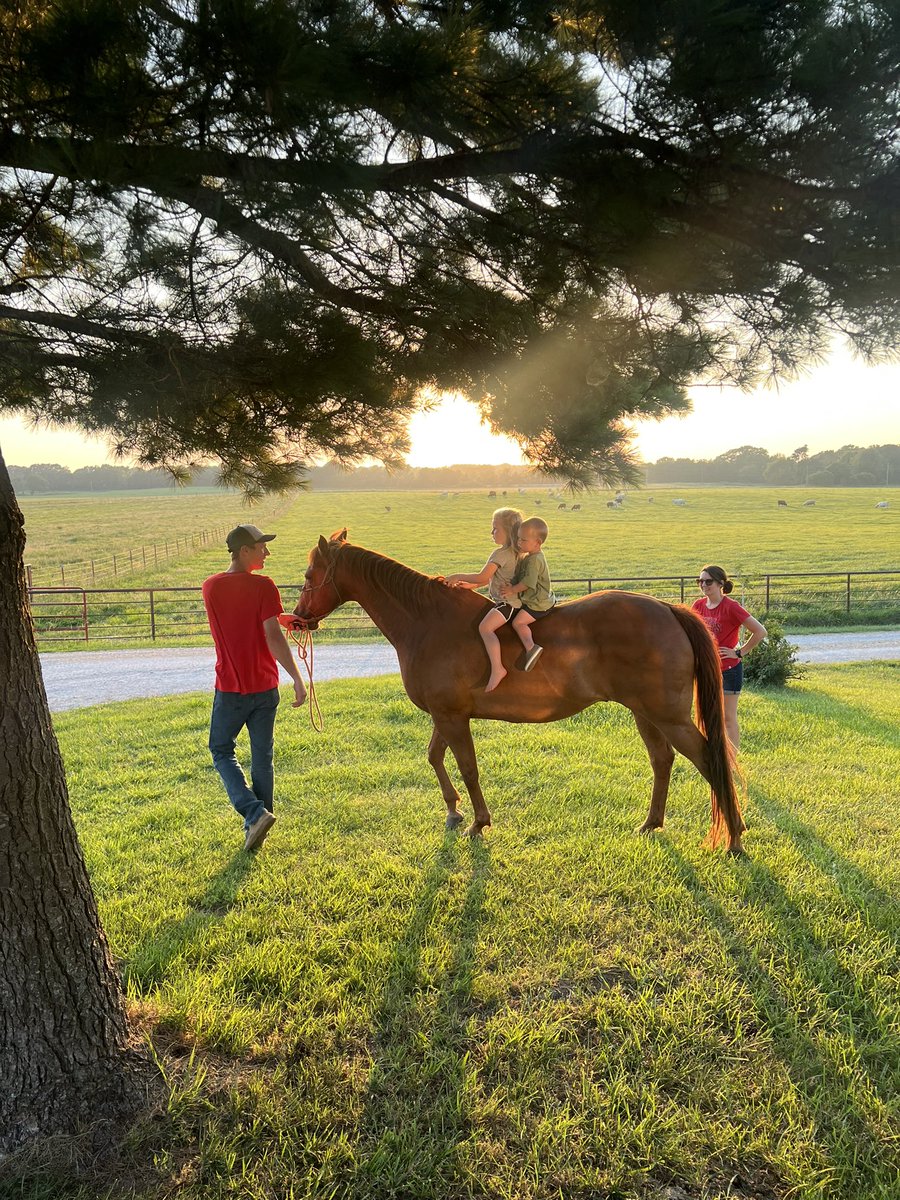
665, 604, 743, 851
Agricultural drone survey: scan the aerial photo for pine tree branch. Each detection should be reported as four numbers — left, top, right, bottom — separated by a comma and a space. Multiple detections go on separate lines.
5, 129, 891, 205
0, 304, 158, 344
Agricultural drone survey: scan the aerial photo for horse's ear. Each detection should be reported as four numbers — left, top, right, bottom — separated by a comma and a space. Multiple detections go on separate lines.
317, 534, 329, 558
330, 527, 348, 544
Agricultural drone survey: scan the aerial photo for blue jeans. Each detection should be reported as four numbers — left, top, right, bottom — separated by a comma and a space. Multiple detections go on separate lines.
209, 688, 280, 828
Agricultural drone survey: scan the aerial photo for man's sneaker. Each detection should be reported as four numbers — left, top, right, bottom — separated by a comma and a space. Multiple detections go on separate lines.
244, 811, 276, 852
524, 645, 543, 671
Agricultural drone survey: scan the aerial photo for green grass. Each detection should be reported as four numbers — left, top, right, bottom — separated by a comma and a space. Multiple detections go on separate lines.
20, 486, 900, 646
20, 484, 899, 584
15, 663, 899, 1199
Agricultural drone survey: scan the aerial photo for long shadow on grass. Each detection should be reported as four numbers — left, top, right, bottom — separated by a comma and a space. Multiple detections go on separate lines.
658, 840, 898, 1195
763, 684, 900, 750
124, 852, 256, 990
348, 831, 490, 1198
751, 786, 898, 951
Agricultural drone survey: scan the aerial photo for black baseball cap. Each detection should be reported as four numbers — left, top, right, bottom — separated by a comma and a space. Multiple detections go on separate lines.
226, 524, 277, 552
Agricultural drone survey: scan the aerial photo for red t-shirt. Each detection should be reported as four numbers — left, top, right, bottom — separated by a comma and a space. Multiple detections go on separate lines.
202, 571, 284, 693
692, 594, 750, 671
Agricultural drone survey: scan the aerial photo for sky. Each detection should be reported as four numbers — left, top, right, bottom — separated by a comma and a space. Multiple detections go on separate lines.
1, 343, 897, 471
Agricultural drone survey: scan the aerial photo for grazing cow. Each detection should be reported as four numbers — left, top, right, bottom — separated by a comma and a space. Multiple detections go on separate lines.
648, 496, 654, 503
572, 504, 582, 511
384, 506, 391, 513
875, 501, 889, 509
488, 490, 496, 497
535, 500, 542, 506
518, 488, 525, 494
606, 501, 619, 509
615, 491, 626, 502
778, 500, 788, 508
803, 500, 816, 507
672, 498, 686, 507
502, 490, 507, 496
557, 502, 567, 510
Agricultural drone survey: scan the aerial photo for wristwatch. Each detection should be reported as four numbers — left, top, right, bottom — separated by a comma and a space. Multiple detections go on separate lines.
734, 647, 743, 659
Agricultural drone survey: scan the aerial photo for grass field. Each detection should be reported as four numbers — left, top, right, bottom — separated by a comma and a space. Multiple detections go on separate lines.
20, 485, 898, 586
19, 485, 899, 644
13, 663, 899, 1200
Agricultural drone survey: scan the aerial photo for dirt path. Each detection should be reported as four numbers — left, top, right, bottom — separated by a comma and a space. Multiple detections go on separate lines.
39, 631, 897, 713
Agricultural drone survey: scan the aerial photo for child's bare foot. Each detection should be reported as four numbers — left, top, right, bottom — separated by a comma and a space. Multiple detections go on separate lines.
485, 667, 507, 692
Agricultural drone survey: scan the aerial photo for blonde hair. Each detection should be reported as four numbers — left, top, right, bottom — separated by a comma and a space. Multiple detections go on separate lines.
521, 516, 549, 544
493, 507, 523, 551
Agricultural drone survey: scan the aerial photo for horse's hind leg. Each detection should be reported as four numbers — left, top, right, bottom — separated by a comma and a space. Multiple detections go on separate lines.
427, 723, 465, 829
431, 715, 492, 838
632, 713, 675, 833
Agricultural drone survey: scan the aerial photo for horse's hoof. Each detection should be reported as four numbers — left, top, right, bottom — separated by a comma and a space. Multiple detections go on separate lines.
463, 823, 485, 839
727, 843, 747, 858
446, 812, 465, 829
638, 821, 663, 835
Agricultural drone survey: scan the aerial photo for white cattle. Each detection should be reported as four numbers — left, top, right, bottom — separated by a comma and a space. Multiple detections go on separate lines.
803, 500, 816, 507
875, 501, 889, 509
672, 498, 686, 507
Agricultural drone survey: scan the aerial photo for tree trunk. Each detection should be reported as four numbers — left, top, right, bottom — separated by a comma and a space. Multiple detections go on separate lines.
0, 449, 144, 1156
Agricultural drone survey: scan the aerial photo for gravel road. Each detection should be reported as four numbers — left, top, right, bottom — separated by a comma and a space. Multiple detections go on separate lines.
38, 630, 897, 713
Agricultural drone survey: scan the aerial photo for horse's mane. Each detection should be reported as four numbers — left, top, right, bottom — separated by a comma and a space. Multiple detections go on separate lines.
332, 541, 467, 617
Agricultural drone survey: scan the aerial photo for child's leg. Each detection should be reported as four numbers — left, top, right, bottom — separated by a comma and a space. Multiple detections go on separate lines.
479, 608, 508, 692
513, 610, 543, 670
512, 609, 536, 651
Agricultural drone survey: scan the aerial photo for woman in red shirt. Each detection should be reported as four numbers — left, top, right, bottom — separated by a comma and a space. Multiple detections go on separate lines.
691, 565, 767, 751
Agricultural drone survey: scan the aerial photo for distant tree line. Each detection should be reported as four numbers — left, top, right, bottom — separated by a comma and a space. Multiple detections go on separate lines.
645, 444, 899, 487
8, 444, 899, 494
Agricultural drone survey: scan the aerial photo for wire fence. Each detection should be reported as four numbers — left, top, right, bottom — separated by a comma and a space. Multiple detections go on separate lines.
24, 524, 233, 588
28, 569, 900, 646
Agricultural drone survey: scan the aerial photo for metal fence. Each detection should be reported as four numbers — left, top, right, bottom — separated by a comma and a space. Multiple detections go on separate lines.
23, 524, 233, 588
27, 569, 900, 645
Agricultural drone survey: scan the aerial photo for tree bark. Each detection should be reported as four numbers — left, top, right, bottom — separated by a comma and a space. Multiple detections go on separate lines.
0, 448, 144, 1156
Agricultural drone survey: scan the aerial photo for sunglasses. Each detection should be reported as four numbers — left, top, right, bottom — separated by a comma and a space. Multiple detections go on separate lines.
696, 578, 717, 586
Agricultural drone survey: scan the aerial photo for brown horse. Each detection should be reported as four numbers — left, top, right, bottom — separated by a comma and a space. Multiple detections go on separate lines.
289, 531, 744, 853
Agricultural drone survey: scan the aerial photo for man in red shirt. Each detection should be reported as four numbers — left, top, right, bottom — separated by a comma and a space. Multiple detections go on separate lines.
202, 524, 306, 851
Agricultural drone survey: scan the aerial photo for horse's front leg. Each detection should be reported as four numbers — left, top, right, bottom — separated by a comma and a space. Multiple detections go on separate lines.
432, 715, 491, 838
427, 723, 465, 829
632, 712, 675, 833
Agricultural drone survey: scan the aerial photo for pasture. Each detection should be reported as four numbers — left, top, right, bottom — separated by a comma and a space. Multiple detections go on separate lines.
19, 486, 899, 642
19, 485, 897, 588
19, 662, 899, 1200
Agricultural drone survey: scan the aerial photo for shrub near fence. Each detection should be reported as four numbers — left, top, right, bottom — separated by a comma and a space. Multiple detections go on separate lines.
29, 569, 900, 645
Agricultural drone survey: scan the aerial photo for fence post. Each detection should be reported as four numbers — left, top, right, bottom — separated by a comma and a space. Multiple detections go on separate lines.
91, 559, 96, 585
765, 575, 771, 610
25, 564, 33, 591
679, 577, 685, 602
113, 554, 117, 577
846, 573, 851, 613
154, 544, 158, 567
149, 590, 156, 640
60, 563, 65, 586
82, 590, 88, 642
142, 546, 146, 568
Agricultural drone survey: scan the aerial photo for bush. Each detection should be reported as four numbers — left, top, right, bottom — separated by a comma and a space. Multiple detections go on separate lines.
743, 616, 804, 687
